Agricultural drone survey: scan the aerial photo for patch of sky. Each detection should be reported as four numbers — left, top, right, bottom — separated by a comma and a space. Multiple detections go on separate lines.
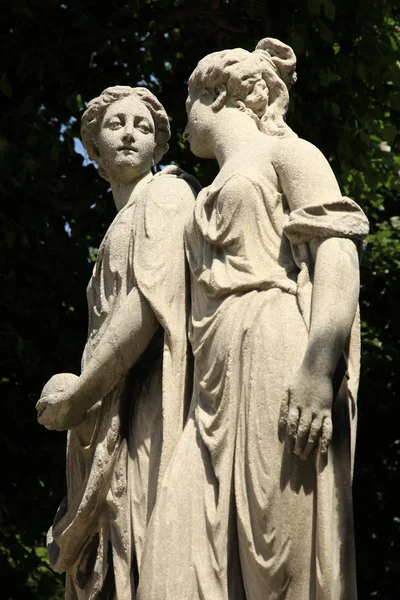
59, 116, 77, 142
58, 116, 96, 167
64, 221, 72, 236
59, 118, 99, 238
59, 123, 67, 142
157, 161, 176, 171
138, 73, 159, 87
74, 137, 96, 167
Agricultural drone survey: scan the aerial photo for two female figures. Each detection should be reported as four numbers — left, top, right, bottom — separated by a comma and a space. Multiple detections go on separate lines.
37, 37, 369, 599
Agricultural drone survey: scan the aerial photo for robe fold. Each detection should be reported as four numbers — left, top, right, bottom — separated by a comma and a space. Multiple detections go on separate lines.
138, 169, 369, 600
47, 171, 197, 600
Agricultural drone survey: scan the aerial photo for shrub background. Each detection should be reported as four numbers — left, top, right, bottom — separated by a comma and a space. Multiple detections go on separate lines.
1, 1, 399, 598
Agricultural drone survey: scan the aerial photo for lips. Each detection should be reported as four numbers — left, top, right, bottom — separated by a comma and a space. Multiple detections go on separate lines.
118, 146, 138, 152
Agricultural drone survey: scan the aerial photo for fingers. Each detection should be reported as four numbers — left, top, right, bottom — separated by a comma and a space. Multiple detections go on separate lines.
287, 406, 300, 453
36, 396, 58, 429
284, 411, 333, 460
36, 399, 47, 424
37, 404, 55, 429
293, 413, 311, 457
35, 397, 47, 413
300, 417, 322, 459
279, 381, 333, 459
278, 390, 290, 439
320, 417, 333, 454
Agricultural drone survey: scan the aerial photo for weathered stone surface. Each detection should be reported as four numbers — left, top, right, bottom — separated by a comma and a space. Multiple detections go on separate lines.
137, 39, 369, 600
36, 86, 198, 599
37, 37, 369, 599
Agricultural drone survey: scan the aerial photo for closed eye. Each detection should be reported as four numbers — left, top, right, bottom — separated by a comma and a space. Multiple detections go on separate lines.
135, 117, 153, 134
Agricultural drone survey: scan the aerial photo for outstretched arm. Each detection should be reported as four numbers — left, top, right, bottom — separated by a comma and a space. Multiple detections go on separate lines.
36, 287, 158, 430
274, 138, 362, 458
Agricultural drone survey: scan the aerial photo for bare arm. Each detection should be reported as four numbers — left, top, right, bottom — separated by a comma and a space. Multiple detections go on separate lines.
304, 236, 359, 379
76, 287, 158, 409
36, 287, 158, 430
274, 138, 361, 458
281, 236, 359, 458
36, 174, 197, 431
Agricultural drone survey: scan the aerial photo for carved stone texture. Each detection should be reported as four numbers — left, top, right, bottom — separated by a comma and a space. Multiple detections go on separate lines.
138, 39, 369, 600
36, 86, 198, 599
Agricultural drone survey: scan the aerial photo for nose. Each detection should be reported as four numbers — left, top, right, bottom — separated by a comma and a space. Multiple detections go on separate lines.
183, 125, 190, 141
122, 120, 135, 142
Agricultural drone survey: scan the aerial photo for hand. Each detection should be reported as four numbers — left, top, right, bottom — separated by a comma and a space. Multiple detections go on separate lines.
279, 366, 333, 459
36, 373, 84, 431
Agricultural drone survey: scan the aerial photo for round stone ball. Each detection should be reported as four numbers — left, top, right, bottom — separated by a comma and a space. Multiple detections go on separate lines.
40, 373, 79, 398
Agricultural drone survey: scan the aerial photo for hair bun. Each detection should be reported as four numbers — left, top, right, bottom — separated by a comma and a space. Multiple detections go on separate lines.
255, 37, 297, 88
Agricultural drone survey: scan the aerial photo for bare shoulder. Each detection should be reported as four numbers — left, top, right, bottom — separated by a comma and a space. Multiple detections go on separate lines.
271, 136, 329, 171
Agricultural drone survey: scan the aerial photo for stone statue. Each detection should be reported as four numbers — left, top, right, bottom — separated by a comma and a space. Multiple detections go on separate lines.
138, 39, 369, 599
36, 86, 198, 599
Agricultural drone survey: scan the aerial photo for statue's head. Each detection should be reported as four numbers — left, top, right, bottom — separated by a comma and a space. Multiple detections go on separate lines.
81, 86, 170, 182
186, 38, 296, 144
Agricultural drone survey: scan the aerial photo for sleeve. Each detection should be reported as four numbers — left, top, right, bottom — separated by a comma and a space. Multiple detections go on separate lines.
283, 197, 369, 246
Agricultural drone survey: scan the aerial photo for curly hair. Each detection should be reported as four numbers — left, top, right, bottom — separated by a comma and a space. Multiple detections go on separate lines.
81, 86, 171, 179
188, 37, 297, 138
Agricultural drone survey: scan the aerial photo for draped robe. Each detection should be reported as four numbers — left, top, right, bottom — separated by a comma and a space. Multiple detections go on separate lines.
47, 171, 197, 600
138, 164, 369, 600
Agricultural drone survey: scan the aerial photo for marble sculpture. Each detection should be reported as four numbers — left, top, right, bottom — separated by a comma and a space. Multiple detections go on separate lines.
37, 37, 369, 600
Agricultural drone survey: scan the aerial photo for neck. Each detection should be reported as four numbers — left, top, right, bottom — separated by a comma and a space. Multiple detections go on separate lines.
109, 170, 153, 212
211, 108, 265, 168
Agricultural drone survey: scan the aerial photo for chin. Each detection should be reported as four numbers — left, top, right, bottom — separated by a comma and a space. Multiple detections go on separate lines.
115, 155, 141, 168
190, 142, 213, 159
115, 158, 152, 179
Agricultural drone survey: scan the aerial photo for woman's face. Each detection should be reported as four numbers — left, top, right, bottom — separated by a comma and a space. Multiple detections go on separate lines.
96, 95, 156, 183
184, 89, 216, 159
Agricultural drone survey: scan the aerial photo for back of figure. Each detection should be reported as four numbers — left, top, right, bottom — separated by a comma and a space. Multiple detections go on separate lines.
137, 38, 369, 600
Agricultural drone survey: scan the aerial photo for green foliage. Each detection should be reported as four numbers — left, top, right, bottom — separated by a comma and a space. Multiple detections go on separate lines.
0, 1, 399, 598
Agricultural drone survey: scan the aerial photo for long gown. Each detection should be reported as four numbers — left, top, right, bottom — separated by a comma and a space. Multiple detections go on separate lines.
46, 171, 197, 600
137, 164, 369, 599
